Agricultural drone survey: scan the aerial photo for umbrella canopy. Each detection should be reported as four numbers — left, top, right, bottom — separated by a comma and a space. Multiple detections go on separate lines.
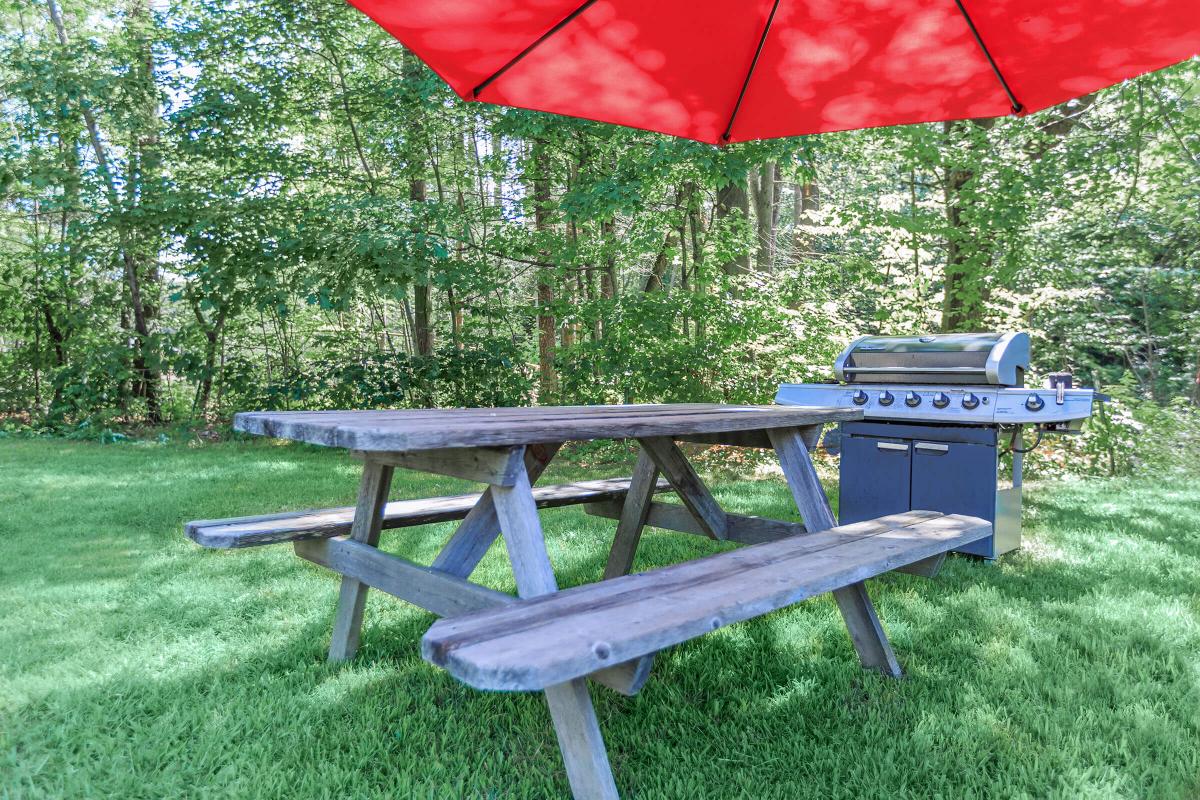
349, 0, 1199, 144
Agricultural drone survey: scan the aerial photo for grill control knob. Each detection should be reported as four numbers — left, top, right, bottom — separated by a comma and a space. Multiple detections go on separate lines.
851, 389, 869, 405
1025, 393, 1045, 412
904, 391, 922, 408
961, 392, 981, 410
932, 392, 950, 409
877, 390, 894, 407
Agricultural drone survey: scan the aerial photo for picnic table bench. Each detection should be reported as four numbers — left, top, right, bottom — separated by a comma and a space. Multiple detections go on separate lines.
187, 404, 990, 799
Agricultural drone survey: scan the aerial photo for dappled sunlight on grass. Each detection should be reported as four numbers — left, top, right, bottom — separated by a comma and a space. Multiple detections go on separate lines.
2, 438, 1198, 798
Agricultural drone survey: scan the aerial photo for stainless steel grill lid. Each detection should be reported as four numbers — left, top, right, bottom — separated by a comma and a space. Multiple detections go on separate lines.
833, 332, 1030, 386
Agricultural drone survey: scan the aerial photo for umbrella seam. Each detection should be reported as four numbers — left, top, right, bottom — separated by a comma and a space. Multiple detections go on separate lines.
471, 0, 601, 99
953, 0, 1023, 115
721, 0, 784, 144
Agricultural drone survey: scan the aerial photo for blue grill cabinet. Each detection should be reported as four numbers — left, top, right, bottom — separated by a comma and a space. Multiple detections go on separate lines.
777, 332, 1099, 559
836, 421, 1020, 559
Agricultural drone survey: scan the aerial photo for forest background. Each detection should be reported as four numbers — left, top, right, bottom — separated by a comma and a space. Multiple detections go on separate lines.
2, 0, 1198, 477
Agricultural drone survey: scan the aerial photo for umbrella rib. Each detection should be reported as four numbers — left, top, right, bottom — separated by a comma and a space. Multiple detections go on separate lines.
953, 0, 1022, 114
472, 0, 600, 99
721, 0, 782, 143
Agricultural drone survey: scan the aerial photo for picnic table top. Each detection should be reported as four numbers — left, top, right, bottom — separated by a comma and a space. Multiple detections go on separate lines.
234, 403, 861, 452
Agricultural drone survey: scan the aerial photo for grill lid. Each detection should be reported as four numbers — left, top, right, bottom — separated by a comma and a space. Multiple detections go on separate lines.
833, 332, 1030, 386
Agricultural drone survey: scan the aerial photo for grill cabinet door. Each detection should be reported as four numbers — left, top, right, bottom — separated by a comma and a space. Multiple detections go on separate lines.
838, 436, 911, 525
910, 440, 998, 558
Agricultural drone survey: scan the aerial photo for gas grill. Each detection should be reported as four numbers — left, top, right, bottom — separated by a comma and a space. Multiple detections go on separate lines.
776, 332, 1099, 558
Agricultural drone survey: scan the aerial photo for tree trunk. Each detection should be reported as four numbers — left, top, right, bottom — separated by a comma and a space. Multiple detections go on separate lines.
49, 0, 164, 421
750, 161, 777, 273
533, 139, 558, 400
404, 48, 433, 358
940, 121, 989, 333
793, 180, 819, 257
686, 187, 706, 343
716, 179, 750, 277
447, 286, 463, 349
126, 0, 163, 421
191, 302, 227, 419
643, 229, 676, 292
600, 219, 617, 300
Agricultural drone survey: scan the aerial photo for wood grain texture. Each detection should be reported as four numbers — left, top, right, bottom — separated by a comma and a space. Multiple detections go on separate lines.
356, 446, 527, 485
894, 553, 946, 578
492, 465, 560, 599
768, 426, 903, 677
638, 437, 727, 540
589, 656, 654, 697
595, 449, 662, 698
296, 530, 654, 698
673, 430, 774, 448
421, 512, 990, 691
430, 442, 562, 578
602, 450, 660, 580
327, 461, 393, 663
490, 461, 620, 800
793, 423, 822, 450
295, 537, 513, 618
233, 404, 861, 452
767, 426, 836, 531
543, 679, 620, 800
587, 500, 807, 545
186, 475, 664, 549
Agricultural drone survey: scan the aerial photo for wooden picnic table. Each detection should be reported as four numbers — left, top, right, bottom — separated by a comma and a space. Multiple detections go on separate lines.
194, 404, 990, 799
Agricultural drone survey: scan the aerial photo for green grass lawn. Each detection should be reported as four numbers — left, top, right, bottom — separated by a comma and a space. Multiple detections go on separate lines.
2, 437, 1198, 799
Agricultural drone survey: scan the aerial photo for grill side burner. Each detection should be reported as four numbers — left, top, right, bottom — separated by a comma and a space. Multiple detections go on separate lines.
776, 332, 1098, 559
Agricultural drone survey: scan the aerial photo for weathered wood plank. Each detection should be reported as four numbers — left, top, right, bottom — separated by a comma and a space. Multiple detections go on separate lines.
768, 426, 902, 677
797, 423, 823, 451
431, 442, 561, 578
594, 449, 662, 697
355, 446, 526, 486
327, 461, 393, 663
295, 521, 646, 696
421, 512, 990, 691
233, 404, 861, 452
237, 403, 801, 426
767, 426, 835, 531
186, 474, 663, 550
491, 463, 619, 800
602, 450, 660, 579
638, 437, 727, 540
673, 429, 774, 448
295, 537, 514, 618
544, 679, 620, 800
894, 553, 946, 578
589, 656, 655, 697
587, 500, 806, 545
493, 466, 563, 599
424, 510, 943, 654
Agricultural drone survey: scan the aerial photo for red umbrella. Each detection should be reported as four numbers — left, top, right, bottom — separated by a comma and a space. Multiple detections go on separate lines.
348, 0, 1198, 144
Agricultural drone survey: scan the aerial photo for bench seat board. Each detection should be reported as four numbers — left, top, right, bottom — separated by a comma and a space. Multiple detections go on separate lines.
421, 511, 990, 692
187, 477, 669, 549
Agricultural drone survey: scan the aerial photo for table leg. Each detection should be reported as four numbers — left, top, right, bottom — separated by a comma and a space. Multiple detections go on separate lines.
767, 426, 902, 677
328, 459, 394, 663
602, 448, 659, 579
432, 442, 561, 579
589, 448, 661, 696
492, 462, 619, 800
638, 436, 727, 539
